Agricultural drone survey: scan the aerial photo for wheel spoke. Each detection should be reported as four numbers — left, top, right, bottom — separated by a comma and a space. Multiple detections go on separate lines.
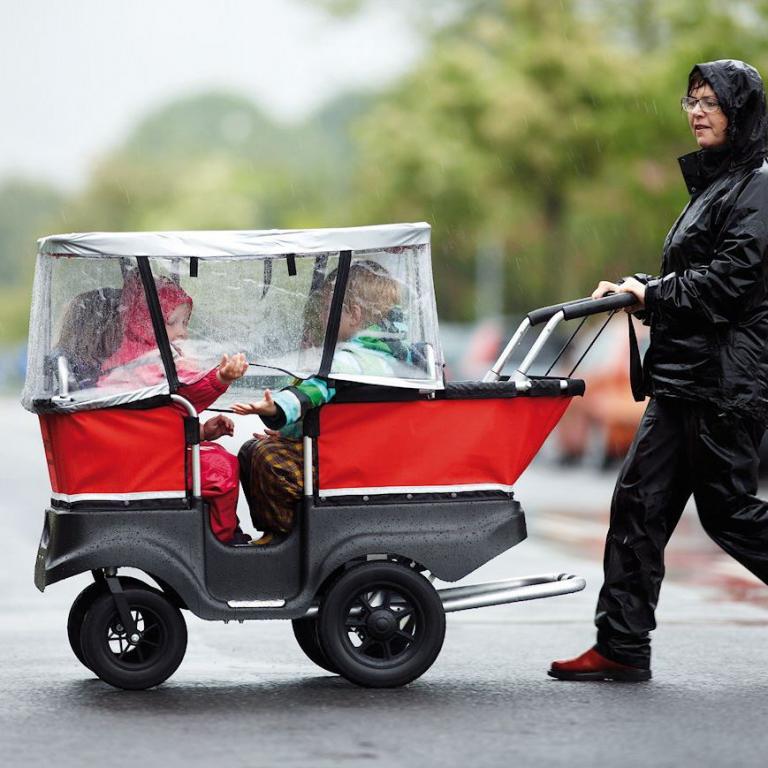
134, 644, 145, 662
345, 616, 365, 628
142, 623, 160, 635
381, 640, 393, 660
141, 638, 160, 648
396, 629, 414, 642
357, 637, 374, 654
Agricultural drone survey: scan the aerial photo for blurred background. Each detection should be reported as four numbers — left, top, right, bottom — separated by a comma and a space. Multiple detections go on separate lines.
4, 0, 768, 464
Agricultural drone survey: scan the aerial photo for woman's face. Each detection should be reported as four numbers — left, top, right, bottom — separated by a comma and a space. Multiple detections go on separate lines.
688, 82, 729, 149
165, 304, 191, 342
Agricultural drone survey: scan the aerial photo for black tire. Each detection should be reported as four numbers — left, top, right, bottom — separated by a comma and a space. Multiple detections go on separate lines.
67, 582, 106, 668
67, 576, 157, 670
80, 587, 187, 690
318, 562, 446, 688
292, 617, 339, 674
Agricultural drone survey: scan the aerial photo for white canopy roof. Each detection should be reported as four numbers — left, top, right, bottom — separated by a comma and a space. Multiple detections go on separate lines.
38, 222, 431, 259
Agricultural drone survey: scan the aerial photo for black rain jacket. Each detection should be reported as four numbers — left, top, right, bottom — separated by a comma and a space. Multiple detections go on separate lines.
644, 59, 768, 424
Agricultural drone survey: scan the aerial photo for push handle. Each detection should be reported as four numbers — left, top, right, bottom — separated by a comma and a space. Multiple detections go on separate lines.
527, 292, 637, 326
561, 291, 637, 320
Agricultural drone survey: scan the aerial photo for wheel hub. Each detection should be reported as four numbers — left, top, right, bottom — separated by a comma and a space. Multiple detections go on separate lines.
366, 609, 397, 640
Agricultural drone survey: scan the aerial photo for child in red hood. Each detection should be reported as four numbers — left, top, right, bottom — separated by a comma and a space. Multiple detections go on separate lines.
100, 275, 249, 544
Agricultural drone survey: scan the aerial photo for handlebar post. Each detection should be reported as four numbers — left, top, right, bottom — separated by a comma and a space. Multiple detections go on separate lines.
482, 317, 531, 383
517, 310, 565, 376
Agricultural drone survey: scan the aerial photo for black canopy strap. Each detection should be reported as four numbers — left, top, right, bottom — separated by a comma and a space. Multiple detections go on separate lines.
136, 256, 180, 392
189, 257, 199, 278
627, 313, 646, 402
286, 253, 297, 277
262, 259, 272, 299
319, 249, 352, 378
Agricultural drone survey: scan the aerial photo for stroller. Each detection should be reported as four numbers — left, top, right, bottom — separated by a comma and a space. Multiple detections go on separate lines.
23, 223, 635, 689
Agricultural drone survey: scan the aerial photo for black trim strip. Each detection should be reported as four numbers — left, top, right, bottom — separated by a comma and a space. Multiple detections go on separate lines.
286, 253, 297, 276
136, 256, 180, 392
319, 249, 351, 377
189, 257, 199, 278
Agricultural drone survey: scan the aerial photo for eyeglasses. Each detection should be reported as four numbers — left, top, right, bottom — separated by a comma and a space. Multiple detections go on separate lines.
680, 96, 721, 113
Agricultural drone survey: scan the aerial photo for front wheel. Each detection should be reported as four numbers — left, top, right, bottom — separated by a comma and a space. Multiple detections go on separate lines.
67, 576, 158, 670
318, 562, 445, 688
80, 588, 187, 690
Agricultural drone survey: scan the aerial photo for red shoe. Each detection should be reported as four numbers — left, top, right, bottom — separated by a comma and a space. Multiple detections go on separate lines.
548, 648, 651, 682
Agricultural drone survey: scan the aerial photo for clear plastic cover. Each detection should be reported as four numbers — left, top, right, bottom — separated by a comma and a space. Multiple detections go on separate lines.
21, 255, 169, 411
22, 240, 444, 413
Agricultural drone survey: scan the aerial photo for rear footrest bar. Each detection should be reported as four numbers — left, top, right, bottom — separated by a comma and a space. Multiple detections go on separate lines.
438, 572, 585, 613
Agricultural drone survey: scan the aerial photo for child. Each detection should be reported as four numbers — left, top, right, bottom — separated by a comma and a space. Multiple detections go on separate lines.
100, 274, 250, 544
233, 260, 412, 543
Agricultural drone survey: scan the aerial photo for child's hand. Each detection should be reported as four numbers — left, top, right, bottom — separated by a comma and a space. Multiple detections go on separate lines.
201, 414, 235, 441
217, 353, 248, 384
231, 389, 278, 417
252, 427, 282, 440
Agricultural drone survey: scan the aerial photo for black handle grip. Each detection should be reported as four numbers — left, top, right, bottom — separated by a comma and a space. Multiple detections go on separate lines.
527, 293, 637, 326
527, 297, 594, 326
561, 292, 637, 320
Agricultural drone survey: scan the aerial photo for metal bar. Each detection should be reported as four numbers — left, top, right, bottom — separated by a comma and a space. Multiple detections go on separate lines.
440, 573, 585, 613
303, 436, 313, 497
300, 573, 585, 619
517, 310, 564, 376
171, 394, 201, 497
483, 317, 530, 382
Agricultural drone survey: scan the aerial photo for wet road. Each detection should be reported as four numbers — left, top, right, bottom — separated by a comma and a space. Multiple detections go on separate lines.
2, 399, 767, 767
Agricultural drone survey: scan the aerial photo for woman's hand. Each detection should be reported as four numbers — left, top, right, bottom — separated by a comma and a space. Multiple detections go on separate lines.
231, 389, 278, 417
201, 414, 235, 441
216, 353, 248, 384
592, 279, 645, 310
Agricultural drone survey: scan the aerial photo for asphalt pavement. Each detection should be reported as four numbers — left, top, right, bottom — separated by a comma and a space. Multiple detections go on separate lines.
1, 398, 767, 768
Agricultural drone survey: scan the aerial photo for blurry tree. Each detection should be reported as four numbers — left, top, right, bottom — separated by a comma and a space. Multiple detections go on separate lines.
0, 180, 63, 343
62, 90, 373, 233
324, 0, 768, 319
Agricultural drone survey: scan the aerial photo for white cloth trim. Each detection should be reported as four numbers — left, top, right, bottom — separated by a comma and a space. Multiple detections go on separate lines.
318, 483, 515, 498
51, 490, 187, 503
38, 223, 431, 259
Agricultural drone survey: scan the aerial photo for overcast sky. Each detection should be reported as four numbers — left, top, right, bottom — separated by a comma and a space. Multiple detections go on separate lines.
1, 0, 422, 189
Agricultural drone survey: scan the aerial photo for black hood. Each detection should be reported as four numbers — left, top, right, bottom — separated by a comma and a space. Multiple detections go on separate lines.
691, 59, 768, 169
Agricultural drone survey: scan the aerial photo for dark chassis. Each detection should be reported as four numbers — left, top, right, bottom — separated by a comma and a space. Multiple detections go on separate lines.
35, 392, 585, 690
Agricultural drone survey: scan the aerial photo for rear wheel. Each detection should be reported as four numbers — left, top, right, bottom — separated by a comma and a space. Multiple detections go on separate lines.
292, 617, 339, 674
80, 587, 187, 690
318, 562, 445, 688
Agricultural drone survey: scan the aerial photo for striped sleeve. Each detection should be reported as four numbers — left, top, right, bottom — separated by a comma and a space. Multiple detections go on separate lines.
264, 377, 337, 428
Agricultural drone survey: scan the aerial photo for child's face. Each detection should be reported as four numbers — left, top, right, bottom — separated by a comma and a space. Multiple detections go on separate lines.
338, 302, 363, 341
165, 304, 191, 342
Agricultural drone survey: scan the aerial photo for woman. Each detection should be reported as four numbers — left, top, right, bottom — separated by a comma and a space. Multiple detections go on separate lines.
100, 274, 250, 545
550, 59, 768, 681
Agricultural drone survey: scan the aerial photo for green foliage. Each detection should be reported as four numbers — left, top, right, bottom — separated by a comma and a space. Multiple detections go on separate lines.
6, 0, 768, 343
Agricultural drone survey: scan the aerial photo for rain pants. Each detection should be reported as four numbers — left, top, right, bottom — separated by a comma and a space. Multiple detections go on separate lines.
596, 59, 768, 667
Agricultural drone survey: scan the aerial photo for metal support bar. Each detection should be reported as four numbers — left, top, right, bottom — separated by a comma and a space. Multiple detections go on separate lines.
517, 311, 564, 376
301, 572, 585, 619
171, 394, 201, 497
303, 436, 314, 497
483, 317, 530, 382
105, 575, 139, 637
439, 573, 585, 613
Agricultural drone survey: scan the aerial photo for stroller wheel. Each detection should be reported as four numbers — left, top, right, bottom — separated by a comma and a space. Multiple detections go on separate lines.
67, 582, 106, 669
67, 576, 158, 671
80, 587, 187, 690
292, 617, 339, 674
318, 561, 445, 688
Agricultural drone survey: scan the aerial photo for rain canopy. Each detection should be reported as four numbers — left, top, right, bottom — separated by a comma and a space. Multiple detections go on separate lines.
22, 223, 444, 413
